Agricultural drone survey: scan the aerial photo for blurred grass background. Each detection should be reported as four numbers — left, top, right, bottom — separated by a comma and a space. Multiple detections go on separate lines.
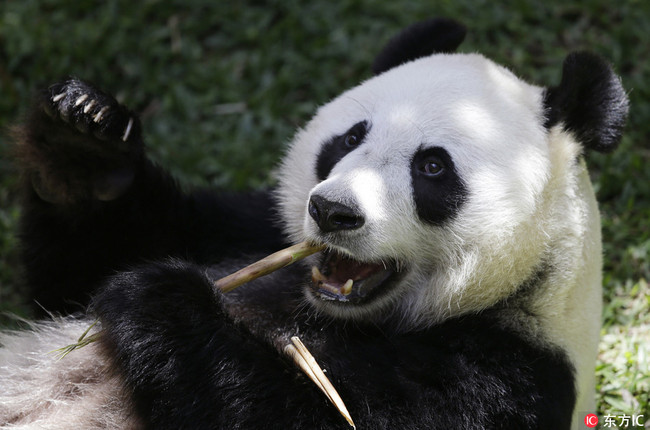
0, 0, 648, 421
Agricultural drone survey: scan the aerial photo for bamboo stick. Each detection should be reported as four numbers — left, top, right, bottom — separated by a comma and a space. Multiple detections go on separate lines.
215, 241, 325, 293
285, 336, 356, 429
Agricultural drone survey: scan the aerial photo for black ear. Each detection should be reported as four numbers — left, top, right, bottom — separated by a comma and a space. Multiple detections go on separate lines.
544, 52, 629, 153
372, 18, 466, 75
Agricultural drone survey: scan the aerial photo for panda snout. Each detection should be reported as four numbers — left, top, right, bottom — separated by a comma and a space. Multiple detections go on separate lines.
308, 195, 365, 233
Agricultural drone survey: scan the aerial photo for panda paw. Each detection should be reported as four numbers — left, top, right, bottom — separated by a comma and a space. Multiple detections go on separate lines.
16, 78, 144, 204
42, 79, 139, 144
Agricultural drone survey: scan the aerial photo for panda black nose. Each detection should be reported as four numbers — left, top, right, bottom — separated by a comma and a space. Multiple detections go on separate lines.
308, 195, 365, 233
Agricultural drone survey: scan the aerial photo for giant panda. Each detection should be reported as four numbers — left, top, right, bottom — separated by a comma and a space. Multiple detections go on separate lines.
0, 19, 628, 430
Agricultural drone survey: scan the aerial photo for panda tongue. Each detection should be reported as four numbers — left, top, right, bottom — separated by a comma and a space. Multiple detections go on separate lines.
328, 255, 383, 283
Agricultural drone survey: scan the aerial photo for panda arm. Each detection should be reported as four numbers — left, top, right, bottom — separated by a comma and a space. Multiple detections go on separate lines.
14, 79, 284, 315
92, 260, 349, 430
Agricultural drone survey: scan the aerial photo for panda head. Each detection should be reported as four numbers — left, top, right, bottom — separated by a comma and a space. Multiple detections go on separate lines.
276, 19, 628, 327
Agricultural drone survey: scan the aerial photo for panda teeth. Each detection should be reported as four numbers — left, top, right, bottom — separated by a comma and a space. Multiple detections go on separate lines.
311, 266, 326, 283
341, 279, 354, 296
311, 266, 354, 297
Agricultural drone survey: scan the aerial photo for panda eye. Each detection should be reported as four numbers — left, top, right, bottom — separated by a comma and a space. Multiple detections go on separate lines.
315, 120, 368, 181
344, 133, 360, 148
418, 158, 445, 177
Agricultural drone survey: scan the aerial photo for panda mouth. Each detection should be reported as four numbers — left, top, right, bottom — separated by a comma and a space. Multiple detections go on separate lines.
310, 251, 399, 304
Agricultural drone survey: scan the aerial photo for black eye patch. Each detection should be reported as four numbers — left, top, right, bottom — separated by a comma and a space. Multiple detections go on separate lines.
411, 146, 467, 225
315, 121, 369, 181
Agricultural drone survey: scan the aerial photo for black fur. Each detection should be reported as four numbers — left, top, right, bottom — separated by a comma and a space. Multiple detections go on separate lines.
544, 52, 629, 153
315, 120, 369, 181
411, 146, 467, 225
14, 79, 285, 315
93, 259, 576, 430
372, 18, 466, 75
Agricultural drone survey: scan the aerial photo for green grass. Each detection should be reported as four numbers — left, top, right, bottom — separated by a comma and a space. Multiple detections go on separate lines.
1, 0, 648, 422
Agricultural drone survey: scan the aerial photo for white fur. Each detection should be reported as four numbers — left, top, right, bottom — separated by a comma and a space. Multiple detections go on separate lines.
0, 317, 138, 429
527, 128, 603, 423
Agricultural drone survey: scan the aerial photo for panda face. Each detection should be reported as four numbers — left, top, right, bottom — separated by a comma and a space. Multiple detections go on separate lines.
277, 53, 558, 324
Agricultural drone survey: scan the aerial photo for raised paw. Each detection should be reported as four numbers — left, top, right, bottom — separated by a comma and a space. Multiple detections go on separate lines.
15, 78, 145, 204
43, 79, 138, 145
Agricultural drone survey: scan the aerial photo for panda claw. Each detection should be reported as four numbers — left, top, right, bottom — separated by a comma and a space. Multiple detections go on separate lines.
74, 94, 89, 106
52, 92, 66, 103
93, 106, 109, 123
83, 99, 97, 114
122, 117, 134, 142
